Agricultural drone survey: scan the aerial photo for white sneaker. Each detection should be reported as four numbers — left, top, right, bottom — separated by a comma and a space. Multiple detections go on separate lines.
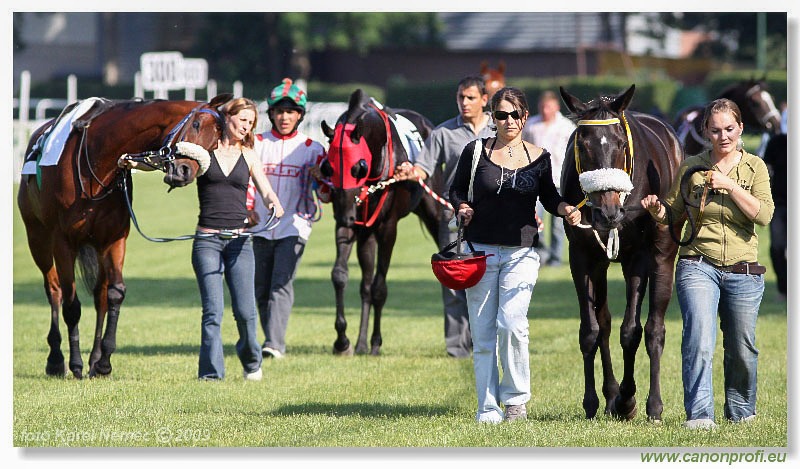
262, 346, 284, 359
683, 418, 717, 429
243, 368, 262, 381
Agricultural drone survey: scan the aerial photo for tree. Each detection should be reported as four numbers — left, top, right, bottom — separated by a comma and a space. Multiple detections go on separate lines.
190, 13, 443, 88
640, 13, 787, 70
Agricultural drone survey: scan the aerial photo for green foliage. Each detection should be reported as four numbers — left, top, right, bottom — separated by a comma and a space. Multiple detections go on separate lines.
12, 175, 787, 449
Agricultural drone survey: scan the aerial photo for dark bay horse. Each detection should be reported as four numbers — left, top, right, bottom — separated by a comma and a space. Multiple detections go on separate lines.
674, 78, 782, 155
559, 85, 684, 422
320, 89, 443, 355
18, 94, 230, 378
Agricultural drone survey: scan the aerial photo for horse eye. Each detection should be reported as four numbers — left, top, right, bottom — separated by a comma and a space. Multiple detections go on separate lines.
192, 120, 200, 130
351, 159, 368, 179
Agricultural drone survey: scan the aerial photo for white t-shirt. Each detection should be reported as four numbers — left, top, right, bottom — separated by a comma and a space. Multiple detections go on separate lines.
249, 129, 326, 241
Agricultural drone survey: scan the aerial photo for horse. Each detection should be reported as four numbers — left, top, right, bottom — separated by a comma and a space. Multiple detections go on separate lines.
559, 85, 684, 422
480, 60, 506, 99
17, 94, 230, 378
319, 89, 443, 355
673, 78, 782, 156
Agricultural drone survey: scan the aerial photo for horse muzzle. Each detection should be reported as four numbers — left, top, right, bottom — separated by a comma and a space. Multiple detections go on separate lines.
163, 160, 198, 189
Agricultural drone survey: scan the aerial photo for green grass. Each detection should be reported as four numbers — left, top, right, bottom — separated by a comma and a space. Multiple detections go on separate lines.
12, 172, 788, 449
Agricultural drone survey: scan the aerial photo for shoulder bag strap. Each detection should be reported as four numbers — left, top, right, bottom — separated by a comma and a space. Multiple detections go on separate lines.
468, 138, 482, 203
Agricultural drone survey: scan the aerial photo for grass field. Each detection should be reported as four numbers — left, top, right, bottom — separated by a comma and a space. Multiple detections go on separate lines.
11, 171, 789, 455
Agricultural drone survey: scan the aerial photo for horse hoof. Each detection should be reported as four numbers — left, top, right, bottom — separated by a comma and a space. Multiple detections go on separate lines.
88, 363, 112, 378
45, 362, 66, 377
333, 343, 354, 356
648, 416, 663, 425
583, 394, 600, 419
613, 395, 637, 421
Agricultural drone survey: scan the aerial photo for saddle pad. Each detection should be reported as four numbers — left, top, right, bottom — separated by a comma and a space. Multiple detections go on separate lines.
369, 97, 424, 164
38, 97, 103, 168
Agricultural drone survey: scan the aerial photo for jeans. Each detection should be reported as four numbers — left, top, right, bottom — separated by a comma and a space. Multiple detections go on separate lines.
438, 210, 471, 357
465, 243, 540, 423
192, 235, 262, 379
253, 236, 306, 354
676, 258, 764, 422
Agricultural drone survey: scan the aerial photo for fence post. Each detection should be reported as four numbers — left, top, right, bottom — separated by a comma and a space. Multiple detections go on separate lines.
67, 74, 78, 104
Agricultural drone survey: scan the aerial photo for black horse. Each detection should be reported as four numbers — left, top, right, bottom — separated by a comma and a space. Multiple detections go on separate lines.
559, 85, 684, 422
673, 78, 782, 156
320, 89, 443, 355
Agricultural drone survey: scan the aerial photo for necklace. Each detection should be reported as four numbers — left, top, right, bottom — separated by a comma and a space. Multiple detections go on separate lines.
497, 138, 524, 158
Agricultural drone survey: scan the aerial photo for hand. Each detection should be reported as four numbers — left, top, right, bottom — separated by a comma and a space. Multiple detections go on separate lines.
117, 155, 133, 169
705, 170, 737, 193
394, 162, 421, 181
563, 205, 582, 226
640, 195, 663, 218
269, 198, 285, 219
309, 164, 323, 181
457, 204, 474, 226
245, 209, 260, 228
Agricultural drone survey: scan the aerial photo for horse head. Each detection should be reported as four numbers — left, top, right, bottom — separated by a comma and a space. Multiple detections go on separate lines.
481, 60, 506, 99
320, 89, 390, 228
721, 78, 782, 135
561, 85, 637, 231
161, 93, 230, 189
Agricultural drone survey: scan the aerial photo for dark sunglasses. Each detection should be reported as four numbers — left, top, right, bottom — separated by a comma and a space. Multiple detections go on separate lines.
493, 110, 521, 121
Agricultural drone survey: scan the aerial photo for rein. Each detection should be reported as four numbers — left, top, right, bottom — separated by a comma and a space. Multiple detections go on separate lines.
659, 165, 711, 247
572, 113, 635, 259
119, 172, 279, 243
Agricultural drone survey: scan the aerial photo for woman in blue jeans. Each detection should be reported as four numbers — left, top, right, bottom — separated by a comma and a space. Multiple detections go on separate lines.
641, 98, 774, 429
449, 87, 581, 423
190, 97, 284, 380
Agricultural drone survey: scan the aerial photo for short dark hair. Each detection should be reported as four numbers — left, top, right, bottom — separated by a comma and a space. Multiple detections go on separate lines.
457, 75, 487, 96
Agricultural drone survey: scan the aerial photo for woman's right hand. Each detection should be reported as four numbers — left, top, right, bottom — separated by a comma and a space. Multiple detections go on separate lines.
640, 195, 663, 219
457, 203, 474, 226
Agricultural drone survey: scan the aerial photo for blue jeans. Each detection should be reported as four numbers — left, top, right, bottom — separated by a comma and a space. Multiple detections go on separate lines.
676, 258, 764, 422
253, 236, 306, 354
192, 235, 262, 379
465, 243, 540, 423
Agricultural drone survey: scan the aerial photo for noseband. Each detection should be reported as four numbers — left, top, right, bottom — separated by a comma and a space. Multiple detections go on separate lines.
745, 84, 781, 128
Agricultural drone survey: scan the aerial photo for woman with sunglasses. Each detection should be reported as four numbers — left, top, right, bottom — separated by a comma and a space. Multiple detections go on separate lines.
449, 87, 582, 423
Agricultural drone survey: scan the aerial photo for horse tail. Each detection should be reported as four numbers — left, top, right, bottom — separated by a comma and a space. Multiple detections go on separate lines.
77, 244, 100, 294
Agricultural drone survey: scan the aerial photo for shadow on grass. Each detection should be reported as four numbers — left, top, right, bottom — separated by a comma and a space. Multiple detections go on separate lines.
271, 402, 451, 418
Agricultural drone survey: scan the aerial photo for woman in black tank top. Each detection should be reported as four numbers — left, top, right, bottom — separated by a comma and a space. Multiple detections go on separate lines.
191, 97, 283, 381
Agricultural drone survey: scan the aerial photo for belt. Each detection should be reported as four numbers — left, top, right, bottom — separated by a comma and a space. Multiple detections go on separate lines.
196, 226, 248, 239
679, 255, 766, 275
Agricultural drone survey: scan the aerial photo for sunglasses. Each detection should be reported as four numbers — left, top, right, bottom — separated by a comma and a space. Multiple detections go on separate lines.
493, 110, 521, 121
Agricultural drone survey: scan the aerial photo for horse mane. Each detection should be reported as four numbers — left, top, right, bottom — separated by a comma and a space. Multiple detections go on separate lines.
564, 95, 620, 124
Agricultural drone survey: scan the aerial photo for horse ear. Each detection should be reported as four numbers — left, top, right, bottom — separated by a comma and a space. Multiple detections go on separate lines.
350, 123, 362, 141
321, 120, 334, 140
497, 61, 506, 74
480, 61, 488, 74
208, 93, 234, 109
559, 87, 587, 114
609, 85, 636, 114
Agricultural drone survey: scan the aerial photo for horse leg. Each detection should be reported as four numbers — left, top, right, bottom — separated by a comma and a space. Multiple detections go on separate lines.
642, 225, 678, 422
614, 256, 649, 421
52, 238, 84, 379
593, 274, 621, 417
332, 226, 355, 355
355, 233, 377, 355
89, 241, 127, 377
368, 220, 400, 355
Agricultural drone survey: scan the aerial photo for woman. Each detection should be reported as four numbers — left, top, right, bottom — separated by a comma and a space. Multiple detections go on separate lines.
449, 87, 581, 423
641, 98, 774, 429
250, 78, 326, 359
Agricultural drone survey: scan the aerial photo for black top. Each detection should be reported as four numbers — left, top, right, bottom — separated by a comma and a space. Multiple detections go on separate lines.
762, 133, 786, 205
196, 152, 250, 229
449, 138, 565, 247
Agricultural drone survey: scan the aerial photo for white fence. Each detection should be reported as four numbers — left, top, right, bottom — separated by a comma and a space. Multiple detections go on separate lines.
11, 71, 347, 183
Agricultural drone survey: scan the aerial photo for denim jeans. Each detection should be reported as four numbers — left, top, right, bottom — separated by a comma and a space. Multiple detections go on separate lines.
465, 243, 540, 423
253, 236, 306, 354
192, 234, 262, 379
676, 258, 764, 422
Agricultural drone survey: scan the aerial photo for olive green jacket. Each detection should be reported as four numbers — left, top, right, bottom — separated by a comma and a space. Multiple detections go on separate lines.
660, 150, 774, 265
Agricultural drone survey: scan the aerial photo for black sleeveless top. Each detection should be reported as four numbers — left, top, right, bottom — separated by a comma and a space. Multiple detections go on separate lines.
196, 151, 250, 229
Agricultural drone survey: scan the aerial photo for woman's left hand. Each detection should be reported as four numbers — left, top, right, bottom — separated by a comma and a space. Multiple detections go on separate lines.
563, 204, 582, 226
269, 198, 285, 219
705, 170, 737, 193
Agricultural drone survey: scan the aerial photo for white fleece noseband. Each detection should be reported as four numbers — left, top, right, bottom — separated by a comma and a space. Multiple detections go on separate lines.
175, 141, 211, 176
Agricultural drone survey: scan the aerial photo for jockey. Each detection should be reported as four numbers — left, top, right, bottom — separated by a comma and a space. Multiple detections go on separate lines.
248, 77, 327, 359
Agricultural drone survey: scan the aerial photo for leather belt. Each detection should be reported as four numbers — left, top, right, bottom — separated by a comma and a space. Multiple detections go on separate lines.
679, 255, 766, 275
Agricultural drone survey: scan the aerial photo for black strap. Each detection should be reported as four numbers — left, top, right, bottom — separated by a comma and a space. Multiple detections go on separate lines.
660, 165, 711, 247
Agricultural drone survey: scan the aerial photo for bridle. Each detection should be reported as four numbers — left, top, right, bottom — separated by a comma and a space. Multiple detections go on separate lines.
571, 112, 635, 259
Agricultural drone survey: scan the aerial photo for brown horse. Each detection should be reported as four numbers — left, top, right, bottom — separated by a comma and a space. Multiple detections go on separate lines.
320, 89, 443, 355
480, 60, 506, 99
17, 94, 230, 378
673, 78, 782, 155
559, 85, 684, 422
